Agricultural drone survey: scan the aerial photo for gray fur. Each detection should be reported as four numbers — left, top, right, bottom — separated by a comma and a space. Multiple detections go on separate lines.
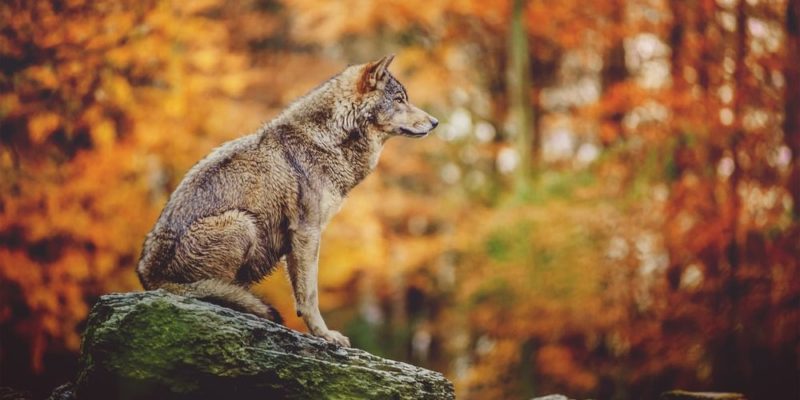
137, 55, 438, 346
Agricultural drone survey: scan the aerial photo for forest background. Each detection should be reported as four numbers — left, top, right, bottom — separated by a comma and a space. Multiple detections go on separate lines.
1, 0, 798, 399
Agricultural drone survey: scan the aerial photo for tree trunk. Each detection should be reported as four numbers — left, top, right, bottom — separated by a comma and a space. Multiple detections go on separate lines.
508, 0, 535, 188
786, 0, 800, 218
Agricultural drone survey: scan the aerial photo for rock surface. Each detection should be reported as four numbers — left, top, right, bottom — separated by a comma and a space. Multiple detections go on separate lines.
45, 383, 75, 400
75, 291, 454, 400
660, 391, 745, 400
0, 387, 32, 400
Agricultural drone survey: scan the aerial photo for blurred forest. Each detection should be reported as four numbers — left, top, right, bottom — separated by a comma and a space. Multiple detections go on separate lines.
1, 0, 798, 399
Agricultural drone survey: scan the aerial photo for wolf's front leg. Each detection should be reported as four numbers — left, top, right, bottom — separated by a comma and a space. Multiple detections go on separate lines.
287, 228, 350, 347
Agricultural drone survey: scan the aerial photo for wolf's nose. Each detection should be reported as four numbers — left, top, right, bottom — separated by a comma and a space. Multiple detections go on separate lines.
429, 117, 439, 129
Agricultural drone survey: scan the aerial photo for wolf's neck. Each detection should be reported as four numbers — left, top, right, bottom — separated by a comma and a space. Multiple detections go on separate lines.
337, 127, 384, 189
269, 120, 383, 196
314, 126, 383, 195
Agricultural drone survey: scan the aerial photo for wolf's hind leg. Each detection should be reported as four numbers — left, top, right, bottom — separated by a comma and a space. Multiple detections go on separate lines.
158, 211, 281, 322
167, 210, 261, 283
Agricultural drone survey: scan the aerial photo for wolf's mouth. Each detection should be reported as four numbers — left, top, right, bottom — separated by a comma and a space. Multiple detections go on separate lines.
398, 127, 430, 137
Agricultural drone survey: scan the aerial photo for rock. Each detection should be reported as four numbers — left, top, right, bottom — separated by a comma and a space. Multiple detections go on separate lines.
531, 395, 571, 400
45, 383, 76, 400
0, 387, 32, 400
660, 391, 746, 400
75, 291, 454, 400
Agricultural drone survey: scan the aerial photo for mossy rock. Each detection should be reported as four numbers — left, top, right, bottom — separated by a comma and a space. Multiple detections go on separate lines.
75, 291, 454, 400
660, 391, 745, 400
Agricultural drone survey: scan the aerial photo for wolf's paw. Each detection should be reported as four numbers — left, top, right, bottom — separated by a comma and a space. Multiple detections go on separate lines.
318, 329, 350, 347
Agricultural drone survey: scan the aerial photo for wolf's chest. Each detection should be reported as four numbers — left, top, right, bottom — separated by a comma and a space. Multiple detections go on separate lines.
368, 145, 383, 170
317, 186, 345, 226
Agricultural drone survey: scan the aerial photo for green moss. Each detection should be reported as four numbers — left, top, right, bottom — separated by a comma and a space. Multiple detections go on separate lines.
76, 291, 454, 400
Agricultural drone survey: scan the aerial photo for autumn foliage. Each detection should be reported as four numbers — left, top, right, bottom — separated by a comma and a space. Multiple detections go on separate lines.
1, 0, 798, 399
0, 0, 257, 374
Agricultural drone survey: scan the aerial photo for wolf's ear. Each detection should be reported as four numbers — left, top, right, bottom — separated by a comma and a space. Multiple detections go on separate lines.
358, 54, 395, 93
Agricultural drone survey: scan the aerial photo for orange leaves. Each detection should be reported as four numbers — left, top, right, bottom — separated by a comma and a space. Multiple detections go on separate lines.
90, 119, 116, 150
1, 0, 265, 374
461, 338, 521, 399
537, 345, 598, 392
287, 0, 507, 44
24, 66, 59, 89
64, 16, 97, 44
27, 112, 61, 144
88, 11, 137, 49
1, 0, 794, 397
0, 93, 20, 118
103, 74, 133, 107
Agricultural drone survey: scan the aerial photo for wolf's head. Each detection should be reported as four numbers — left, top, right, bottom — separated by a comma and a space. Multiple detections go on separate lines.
280, 55, 437, 148
275, 55, 438, 190
351, 55, 438, 139
351, 55, 439, 137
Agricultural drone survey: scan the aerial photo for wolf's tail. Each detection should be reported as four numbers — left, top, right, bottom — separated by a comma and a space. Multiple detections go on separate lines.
159, 279, 283, 324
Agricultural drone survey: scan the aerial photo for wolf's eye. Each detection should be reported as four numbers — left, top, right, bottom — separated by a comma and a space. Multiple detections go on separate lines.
393, 98, 404, 104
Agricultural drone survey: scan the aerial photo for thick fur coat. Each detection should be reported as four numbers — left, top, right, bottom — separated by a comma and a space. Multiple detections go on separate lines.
136, 55, 437, 346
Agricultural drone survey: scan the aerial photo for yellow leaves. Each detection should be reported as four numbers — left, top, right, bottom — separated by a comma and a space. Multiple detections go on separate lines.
218, 55, 251, 96
220, 72, 248, 96
106, 45, 134, 68
458, 0, 508, 24
178, 0, 223, 15
287, 0, 456, 43
127, 35, 166, 66
24, 65, 58, 89
104, 74, 133, 106
91, 119, 116, 150
93, 11, 136, 47
163, 93, 188, 117
394, 48, 457, 108
27, 112, 61, 144
191, 48, 221, 72
1, 0, 272, 374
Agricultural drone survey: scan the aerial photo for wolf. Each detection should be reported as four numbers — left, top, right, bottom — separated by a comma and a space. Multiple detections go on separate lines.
136, 55, 438, 346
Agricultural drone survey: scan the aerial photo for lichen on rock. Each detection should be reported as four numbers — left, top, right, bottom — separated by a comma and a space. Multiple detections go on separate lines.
75, 291, 455, 400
